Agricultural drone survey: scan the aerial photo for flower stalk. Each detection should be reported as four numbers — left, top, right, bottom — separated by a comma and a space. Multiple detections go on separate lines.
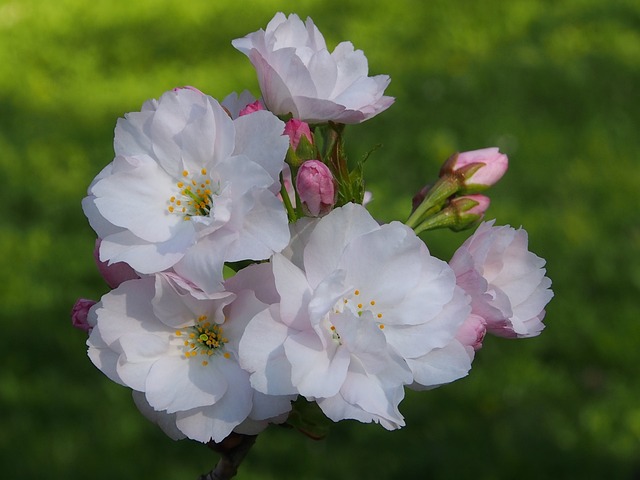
199, 433, 258, 480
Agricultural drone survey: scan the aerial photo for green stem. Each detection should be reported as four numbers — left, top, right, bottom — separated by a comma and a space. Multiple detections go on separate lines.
280, 176, 296, 222
405, 175, 461, 229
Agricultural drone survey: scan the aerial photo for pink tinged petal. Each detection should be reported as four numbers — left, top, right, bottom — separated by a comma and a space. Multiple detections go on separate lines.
116, 333, 169, 391
93, 238, 139, 288
271, 13, 309, 49
307, 270, 350, 330
232, 110, 289, 186
249, 390, 295, 422
318, 351, 407, 430
100, 226, 194, 275
303, 203, 380, 288
304, 15, 328, 51
175, 359, 253, 443
246, 51, 300, 117
271, 254, 313, 330
281, 216, 318, 269
217, 290, 268, 353
221, 90, 259, 119
216, 155, 276, 197
223, 189, 290, 262
87, 339, 124, 386
386, 286, 470, 359
288, 96, 347, 124
132, 391, 186, 441
91, 278, 161, 346
148, 90, 233, 177
92, 156, 182, 243
145, 355, 228, 413
151, 273, 234, 329
82, 195, 124, 240
331, 42, 369, 92
238, 306, 297, 395
224, 262, 280, 306
114, 110, 155, 158
407, 340, 472, 390
317, 391, 403, 429
307, 49, 338, 98
284, 329, 350, 398
340, 223, 422, 304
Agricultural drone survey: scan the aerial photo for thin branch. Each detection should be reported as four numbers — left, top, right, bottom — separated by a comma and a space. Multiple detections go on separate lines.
198, 433, 258, 480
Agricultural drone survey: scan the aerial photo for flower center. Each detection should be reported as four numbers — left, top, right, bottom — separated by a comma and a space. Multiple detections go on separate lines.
167, 168, 216, 220
174, 314, 230, 366
327, 288, 385, 342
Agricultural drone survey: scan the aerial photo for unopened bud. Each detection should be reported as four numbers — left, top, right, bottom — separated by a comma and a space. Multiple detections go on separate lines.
284, 119, 313, 150
71, 298, 96, 333
239, 100, 265, 116
455, 314, 487, 354
440, 148, 508, 192
449, 194, 491, 230
296, 160, 336, 217
94, 239, 139, 288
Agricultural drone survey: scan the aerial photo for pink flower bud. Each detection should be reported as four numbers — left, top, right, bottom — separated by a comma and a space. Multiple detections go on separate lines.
455, 314, 487, 354
284, 119, 313, 150
238, 100, 264, 116
441, 147, 508, 191
295, 160, 335, 217
94, 239, 139, 288
71, 298, 96, 333
451, 194, 491, 218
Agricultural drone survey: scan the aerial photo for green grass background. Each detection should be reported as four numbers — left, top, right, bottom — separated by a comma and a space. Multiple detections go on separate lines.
1, 0, 639, 478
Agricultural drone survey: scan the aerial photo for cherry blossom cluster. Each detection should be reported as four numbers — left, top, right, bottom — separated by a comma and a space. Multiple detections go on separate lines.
74, 12, 553, 445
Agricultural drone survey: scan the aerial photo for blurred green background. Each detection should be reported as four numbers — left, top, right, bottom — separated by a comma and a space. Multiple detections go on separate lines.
1, 0, 639, 478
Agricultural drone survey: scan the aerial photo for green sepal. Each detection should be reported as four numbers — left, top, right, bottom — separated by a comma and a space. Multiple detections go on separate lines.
222, 264, 237, 280
295, 132, 316, 161
286, 398, 332, 440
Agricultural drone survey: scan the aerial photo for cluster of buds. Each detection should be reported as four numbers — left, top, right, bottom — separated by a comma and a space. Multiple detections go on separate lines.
407, 148, 508, 234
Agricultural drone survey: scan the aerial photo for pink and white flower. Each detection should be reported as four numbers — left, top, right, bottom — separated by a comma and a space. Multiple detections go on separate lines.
238, 203, 471, 429
86, 273, 293, 443
449, 220, 553, 338
82, 88, 290, 294
232, 13, 394, 124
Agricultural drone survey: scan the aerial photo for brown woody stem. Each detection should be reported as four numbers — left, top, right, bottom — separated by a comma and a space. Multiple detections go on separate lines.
198, 433, 258, 480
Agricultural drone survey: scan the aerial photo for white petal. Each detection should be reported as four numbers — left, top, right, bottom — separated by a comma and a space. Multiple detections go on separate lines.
175, 359, 253, 443
92, 155, 182, 243
238, 307, 297, 395
232, 110, 288, 186
303, 203, 379, 288
284, 329, 350, 398
271, 254, 313, 330
408, 340, 472, 389
132, 391, 186, 441
145, 355, 227, 413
